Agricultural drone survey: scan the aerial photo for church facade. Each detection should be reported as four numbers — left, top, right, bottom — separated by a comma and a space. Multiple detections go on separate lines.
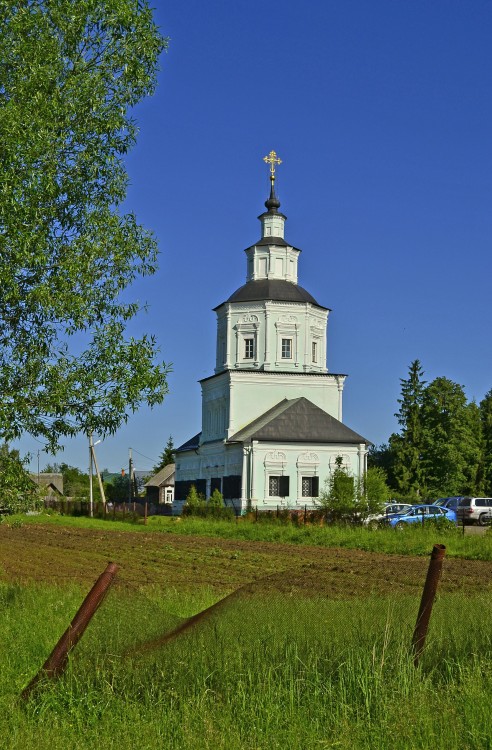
174, 153, 369, 513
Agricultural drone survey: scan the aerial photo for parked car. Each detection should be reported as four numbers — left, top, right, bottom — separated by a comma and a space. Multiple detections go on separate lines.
433, 497, 463, 512
381, 504, 456, 529
363, 503, 412, 528
456, 497, 492, 526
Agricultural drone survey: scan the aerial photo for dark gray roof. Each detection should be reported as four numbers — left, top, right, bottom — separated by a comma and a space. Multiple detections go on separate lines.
214, 279, 325, 308
227, 397, 370, 445
245, 235, 291, 248
175, 433, 201, 453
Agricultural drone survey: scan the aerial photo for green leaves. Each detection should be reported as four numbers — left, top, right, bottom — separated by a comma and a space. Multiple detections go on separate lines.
385, 362, 486, 498
0, 1, 170, 451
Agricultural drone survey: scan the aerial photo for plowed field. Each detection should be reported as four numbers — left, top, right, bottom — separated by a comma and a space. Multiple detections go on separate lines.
1, 522, 491, 597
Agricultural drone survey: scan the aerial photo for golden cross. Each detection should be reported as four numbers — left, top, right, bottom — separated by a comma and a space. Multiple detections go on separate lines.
263, 150, 282, 181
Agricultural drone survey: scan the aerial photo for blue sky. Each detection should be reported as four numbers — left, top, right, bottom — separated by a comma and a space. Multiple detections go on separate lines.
20, 0, 492, 475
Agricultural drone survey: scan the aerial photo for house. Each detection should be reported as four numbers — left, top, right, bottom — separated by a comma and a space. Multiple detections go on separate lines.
144, 463, 175, 505
174, 153, 370, 513
30, 473, 64, 498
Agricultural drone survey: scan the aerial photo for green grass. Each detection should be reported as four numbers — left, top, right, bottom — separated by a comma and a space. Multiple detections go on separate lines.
11, 511, 492, 561
2, 581, 492, 749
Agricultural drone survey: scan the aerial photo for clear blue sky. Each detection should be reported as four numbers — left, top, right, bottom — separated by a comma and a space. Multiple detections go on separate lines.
20, 0, 492, 475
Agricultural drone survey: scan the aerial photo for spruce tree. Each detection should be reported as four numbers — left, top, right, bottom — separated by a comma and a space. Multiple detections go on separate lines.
389, 360, 426, 498
480, 389, 492, 495
153, 436, 175, 473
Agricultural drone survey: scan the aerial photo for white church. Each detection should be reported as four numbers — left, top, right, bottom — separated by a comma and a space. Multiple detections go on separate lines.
174, 152, 369, 513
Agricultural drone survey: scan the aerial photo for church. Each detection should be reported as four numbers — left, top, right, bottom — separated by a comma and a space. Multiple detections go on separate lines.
174, 152, 370, 513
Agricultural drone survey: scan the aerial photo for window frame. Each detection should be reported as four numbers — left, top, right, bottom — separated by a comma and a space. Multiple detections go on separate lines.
301, 476, 319, 498
244, 337, 254, 359
269, 475, 289, 498
281, 338, 292, 359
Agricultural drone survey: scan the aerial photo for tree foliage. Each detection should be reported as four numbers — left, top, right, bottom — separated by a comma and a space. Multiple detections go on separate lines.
0, 444, 38, 513
480, 389, 492, 496
389, 360, 426, 497
184, 484, 205, 509
153, 435, 175, 474
319, 457, 357, 522
361, 467, 390, 514
383, 361, 487, 498
208, 488, 224, 508
0, 0, 170, 451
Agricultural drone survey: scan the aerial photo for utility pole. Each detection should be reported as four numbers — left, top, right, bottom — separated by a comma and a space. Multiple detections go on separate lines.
128, 447, 133, 505
88, 432, 94, 518
91, 440, 106, 507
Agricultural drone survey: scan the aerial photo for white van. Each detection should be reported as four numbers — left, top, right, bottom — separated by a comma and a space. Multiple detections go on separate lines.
456, 497, 492, 526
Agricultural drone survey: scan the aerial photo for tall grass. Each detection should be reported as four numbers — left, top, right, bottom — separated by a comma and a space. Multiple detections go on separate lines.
2, 581, 492, 749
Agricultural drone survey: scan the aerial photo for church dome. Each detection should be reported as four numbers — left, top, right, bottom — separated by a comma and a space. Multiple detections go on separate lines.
224, 278, 324, 307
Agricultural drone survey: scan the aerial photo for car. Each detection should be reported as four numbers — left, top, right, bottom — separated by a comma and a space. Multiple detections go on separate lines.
456, 497, 492, 526
433, 497, 463, 513
381, 504, 456, 529
363, 503, 412, 528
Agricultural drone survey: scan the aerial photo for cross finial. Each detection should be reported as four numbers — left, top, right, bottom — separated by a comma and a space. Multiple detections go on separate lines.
263, 150, 282, 183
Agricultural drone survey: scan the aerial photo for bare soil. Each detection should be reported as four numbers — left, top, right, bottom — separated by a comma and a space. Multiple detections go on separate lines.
1, 522, 491, 599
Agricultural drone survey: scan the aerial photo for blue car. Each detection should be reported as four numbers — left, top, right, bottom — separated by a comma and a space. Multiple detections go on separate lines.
383, 504, 456, 528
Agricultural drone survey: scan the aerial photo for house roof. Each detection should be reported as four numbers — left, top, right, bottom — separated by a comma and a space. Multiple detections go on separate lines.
213, 279, 328, 310
30, 473, 64, 495
227, 397, 370, 445
144, 463, 175, 488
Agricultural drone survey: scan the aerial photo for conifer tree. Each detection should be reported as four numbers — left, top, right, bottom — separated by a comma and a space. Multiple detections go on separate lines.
389, 360, 426, 497
208, 488, 224, 507
153, 436, 175, 473
480, 389, 492, 495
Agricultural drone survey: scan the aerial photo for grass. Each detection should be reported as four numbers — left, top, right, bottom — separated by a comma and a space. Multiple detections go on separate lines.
10, 510, 492, 561
2, 581, 492, 749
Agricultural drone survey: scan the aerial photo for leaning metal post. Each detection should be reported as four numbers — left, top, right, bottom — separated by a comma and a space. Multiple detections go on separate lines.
21, 562, 119, 700
412, 544, 446, 667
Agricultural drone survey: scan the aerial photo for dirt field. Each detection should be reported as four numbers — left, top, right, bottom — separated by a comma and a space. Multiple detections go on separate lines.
1, 522, 492, 598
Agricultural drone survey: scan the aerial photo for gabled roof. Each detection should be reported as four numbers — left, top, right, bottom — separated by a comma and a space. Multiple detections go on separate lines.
175, 433, 201, 453
144, 463, 175, 488
227, 397, 370, 445
30, 473, 64, 495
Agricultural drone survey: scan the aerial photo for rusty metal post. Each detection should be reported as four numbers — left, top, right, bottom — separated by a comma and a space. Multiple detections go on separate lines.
144, 501, 148, 525
21, 562, 119, 700
412, 544, 446, 666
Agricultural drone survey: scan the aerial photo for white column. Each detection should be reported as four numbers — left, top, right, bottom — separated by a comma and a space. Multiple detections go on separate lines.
241, 446, 249, 504
226, 307, 232, 369
337, 377, 344, 421
358, 443, 365, 482
251, 441, 257, 501
303, 305, 309, 372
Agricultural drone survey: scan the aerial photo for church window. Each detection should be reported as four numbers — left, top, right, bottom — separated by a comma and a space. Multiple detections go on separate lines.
281, 338, 292, 359
269, 475, 289, 497
302, 476, 319, 497
312, 341, 317, 363
244, 338, 254, 359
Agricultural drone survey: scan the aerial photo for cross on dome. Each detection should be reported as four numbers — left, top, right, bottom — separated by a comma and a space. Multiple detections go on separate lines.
263, 150, 282, 183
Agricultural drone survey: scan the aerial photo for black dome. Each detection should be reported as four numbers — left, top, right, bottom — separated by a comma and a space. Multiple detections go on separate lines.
224, 279, 323, 306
